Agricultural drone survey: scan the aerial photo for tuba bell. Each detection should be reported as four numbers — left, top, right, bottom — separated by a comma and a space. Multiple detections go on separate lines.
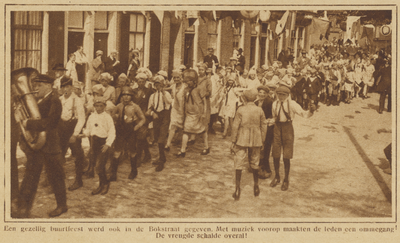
11, 67, 46, 150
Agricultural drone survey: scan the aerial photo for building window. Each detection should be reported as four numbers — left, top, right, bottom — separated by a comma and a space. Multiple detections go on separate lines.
129, 13, 146, 63
12, 11, 43, 71
298, 27, 304, 48
290, 30, 296, 50
274, 38, 279, 59
95, 11, 108, 30
68, 11, 84, 29
233, 25, 241, 50
261, 23, 268, 34
207, 20, 218, 50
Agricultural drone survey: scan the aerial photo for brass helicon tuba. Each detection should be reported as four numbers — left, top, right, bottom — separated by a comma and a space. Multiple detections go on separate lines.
11, 67, 46, 150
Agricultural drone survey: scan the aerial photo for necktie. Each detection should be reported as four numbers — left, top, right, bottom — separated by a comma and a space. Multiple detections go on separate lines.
155, 92, 161, 111
121, 105, 126, 123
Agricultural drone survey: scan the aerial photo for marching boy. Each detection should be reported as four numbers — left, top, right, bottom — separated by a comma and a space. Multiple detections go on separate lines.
230, 89, 268, 200
81, 97, 116, 195
270, 85, 316, 191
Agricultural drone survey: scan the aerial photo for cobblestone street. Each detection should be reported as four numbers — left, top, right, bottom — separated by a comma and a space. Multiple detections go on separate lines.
15, 93, 392, 219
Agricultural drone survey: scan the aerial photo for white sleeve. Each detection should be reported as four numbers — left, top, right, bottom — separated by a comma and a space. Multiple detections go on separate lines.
73, 97, 86, 136
291, 100, 312, 118
83, 115, 93, 137
105, 115, 116, 147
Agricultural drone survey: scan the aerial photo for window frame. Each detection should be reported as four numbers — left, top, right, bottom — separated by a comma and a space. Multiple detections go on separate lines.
11, 11, 43, 71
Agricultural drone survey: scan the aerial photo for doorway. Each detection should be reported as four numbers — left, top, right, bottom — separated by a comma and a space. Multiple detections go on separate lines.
94, 33, 108, 62
184, 33, 194, 68
67, 31, 84, 58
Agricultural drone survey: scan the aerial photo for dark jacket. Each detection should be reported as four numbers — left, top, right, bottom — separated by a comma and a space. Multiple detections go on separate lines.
305, 77, 322, 95
258, 96, 274, 119
22, 90, 62, 154
376, 65, 391, 93
132, 87, 154, 113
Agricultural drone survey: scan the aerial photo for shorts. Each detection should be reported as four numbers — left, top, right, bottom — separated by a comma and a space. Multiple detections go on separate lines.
272, 121, 294, 159
233, 145, 260, 170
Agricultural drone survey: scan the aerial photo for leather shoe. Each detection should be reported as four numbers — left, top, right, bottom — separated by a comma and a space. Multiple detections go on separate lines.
281, 181, 289, 191
201, 148, 210, 155
270, 177, 280, 187
68, 180, 83, 191
83, 170, 94, 178
254, 185, 260, 197
92, 184, 104, 195
100, 182, 110, 195
48, 205, 68, 217
164, 146, 170, 152
175, 151, 186, 158
155, 163, 164, 172
128, 170, 138, 180
232, 188, 241, 201
258, 169, 272, 179
187, 140, 195, 145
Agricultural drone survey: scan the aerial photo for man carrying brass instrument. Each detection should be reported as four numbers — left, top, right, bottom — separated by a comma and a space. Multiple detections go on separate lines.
16, 74, 68, 218
58, 76, 86, 191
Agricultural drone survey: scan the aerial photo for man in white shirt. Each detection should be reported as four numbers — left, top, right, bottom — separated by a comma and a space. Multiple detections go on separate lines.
147, 75, 172, 172
58, 77, 86, 191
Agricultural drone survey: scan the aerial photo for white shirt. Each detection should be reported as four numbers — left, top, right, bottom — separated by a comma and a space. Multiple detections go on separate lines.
83, 111, 116, 147
148, 91, 172, 112
272, 98, 312, 122
60, 92, 86, 136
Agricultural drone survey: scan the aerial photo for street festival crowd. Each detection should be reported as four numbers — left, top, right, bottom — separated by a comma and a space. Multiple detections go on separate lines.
12, 38, 392, 218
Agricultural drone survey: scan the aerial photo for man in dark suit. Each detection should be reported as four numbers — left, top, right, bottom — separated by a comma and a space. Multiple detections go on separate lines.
203, 47, 219, 70
16, 73, 67, 218
104, 50, 120, 86
132, 73, 154, 164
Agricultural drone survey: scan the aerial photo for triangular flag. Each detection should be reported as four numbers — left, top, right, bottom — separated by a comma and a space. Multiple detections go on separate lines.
153, 11, 164, 24
212, 11, 217, 21
140, 11, 146, 17
275, 11, 289, 35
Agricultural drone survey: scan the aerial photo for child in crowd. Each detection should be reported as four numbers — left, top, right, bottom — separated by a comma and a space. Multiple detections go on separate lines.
81, 97, 115, 195
230, 89, 268, 200
270, 86, 316, 191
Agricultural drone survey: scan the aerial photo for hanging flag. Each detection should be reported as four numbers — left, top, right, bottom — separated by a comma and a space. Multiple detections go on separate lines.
259, 10, 271, 22
345, 16, 361, 42
153, 11, 164, 24
310, 17, 330, 37
361, 24, 375, 44
275, 11, 289, 35
351, 19, 361, 39
212, 11, 217, 21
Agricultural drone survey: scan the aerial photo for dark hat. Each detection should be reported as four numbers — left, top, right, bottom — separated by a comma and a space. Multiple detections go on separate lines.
301, 49, 307, 54
52, 63, 67, 71
182, 69, 198, 82
208, 47, 214, 51
276, 85, 290, 95
121, 86, 134, 96
238, 48, 243, 53
257, 85, 270, 93
60, 76, 73, 87
235, 65, 244, 73
33, 74, 55, 84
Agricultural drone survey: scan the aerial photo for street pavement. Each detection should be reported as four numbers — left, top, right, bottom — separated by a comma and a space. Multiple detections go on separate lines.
14, 92, 393, 219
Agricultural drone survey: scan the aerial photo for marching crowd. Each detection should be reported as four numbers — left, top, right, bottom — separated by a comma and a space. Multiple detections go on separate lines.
13, 40, 392, 217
